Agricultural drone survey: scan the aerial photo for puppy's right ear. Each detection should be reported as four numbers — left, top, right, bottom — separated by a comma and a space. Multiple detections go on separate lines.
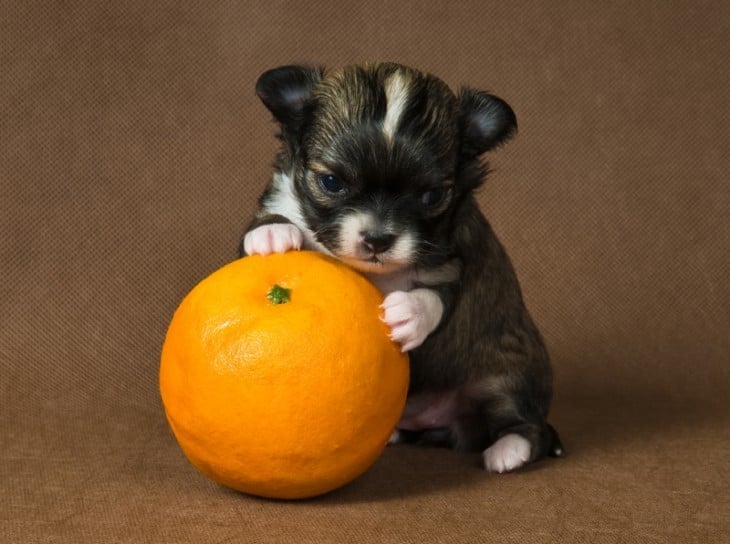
256, 65, 324, 135
458, 88, 517, 157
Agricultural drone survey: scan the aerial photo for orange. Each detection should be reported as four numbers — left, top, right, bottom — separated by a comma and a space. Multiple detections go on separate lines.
159, 251, 409, 499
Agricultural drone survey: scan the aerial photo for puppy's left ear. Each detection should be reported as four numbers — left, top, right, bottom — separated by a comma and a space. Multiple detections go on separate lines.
256, 65, 324, 136
458, 88, 517, 157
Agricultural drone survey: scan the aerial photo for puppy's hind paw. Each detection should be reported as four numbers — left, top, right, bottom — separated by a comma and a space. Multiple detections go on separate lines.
243, 223, 303, 256
483, 434, 532, 473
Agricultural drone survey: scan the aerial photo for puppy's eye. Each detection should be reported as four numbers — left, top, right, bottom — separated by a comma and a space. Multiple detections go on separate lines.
317, 174, 346, 195
420, 187, 450, 207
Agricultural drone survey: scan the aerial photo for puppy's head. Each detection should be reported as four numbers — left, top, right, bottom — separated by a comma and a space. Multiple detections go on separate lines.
256, 63, 516, 274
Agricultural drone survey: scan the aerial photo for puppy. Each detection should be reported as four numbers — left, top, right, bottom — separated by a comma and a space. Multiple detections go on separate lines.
240, 63, 562, 472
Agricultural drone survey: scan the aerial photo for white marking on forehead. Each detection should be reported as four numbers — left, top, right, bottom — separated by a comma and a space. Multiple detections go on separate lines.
382, 72, 411, 143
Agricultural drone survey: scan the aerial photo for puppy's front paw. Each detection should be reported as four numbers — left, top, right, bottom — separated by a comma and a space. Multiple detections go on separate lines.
483, 434, 531, 473
243, 223, 303, 256
381, 289, 443, 352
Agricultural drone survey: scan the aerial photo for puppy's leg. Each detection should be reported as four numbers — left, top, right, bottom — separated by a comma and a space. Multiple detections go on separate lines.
483, 422, 563, 473
483, 427, 537, 473
455, 382, 562, 472
239, 214, 303, 257
482, 406, 561, 473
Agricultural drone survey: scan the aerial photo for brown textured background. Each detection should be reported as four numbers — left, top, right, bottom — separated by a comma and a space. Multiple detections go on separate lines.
2, 1, 729, 542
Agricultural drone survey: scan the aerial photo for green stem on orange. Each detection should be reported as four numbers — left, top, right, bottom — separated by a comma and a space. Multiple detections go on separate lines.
267, 284, 291, 305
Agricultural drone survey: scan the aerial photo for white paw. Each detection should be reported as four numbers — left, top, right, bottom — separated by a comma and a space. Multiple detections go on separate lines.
381, 289, 443, 352
243, 223, 303, 256
483, 434, 532, 473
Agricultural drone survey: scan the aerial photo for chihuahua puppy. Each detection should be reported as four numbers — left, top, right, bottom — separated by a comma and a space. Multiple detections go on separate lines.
240, 63, 562, 472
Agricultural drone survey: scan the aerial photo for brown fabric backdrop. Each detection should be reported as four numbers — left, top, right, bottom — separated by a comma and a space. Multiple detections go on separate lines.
2, 1, 728, 542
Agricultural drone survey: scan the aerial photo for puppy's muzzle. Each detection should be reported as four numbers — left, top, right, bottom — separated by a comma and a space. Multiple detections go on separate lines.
360, 231, 396, 255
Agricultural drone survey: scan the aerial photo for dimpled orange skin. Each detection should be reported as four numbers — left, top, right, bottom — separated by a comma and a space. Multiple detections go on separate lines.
159, 251, 409, 499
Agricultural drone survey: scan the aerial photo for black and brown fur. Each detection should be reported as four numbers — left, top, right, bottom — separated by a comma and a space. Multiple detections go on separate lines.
240, 63, 562, 467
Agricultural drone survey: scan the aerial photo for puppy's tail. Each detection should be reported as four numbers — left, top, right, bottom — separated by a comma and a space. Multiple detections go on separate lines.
547, 423, 564, 457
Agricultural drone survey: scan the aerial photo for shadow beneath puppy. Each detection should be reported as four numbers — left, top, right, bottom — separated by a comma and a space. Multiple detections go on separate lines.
251, 379, 729, 504
314, 426, 566, 504
327, 379, 729, 502
311, 444, 488, 504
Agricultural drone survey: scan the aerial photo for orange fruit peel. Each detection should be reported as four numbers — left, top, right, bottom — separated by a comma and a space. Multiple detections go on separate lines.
160, 251, 409, 499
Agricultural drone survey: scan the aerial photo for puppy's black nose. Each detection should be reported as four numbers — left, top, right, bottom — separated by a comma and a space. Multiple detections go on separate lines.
361, 231, 396, 254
